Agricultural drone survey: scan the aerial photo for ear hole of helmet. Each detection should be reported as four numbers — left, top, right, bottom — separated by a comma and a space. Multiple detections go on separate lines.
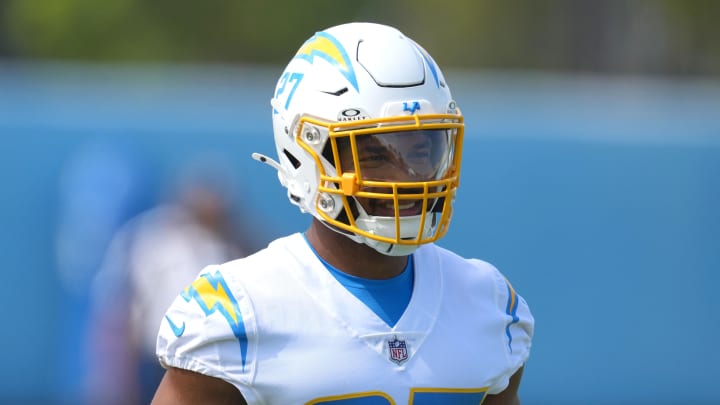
283, 149, 301, 169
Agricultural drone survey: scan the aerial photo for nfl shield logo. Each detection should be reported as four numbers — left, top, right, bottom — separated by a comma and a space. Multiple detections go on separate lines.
387, 335, 408, 365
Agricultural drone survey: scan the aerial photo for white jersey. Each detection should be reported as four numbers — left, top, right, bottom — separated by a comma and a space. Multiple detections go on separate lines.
157, 233, 534, 404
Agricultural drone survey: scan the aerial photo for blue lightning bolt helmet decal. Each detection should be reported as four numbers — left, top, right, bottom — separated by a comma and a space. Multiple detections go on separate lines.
413, 43, 441, 88
294, 31, 359, 92
181, 270, 249, 369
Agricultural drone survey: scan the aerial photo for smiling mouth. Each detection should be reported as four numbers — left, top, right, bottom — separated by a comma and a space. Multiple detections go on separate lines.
367, 199, 424, 217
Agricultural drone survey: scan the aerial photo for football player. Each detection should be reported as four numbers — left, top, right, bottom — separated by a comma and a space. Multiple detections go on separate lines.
153, 22, 534, 405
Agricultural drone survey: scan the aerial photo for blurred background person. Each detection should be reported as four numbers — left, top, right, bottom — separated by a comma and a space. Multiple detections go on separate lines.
53, 140, 154, 404
84, 158, 261, 405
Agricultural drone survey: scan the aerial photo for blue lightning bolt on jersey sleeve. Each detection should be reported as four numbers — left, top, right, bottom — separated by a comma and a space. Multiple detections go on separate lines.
156, 264, 259, 398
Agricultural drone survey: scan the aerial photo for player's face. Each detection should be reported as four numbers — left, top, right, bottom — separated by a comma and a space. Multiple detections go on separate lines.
337, 129, 453, 217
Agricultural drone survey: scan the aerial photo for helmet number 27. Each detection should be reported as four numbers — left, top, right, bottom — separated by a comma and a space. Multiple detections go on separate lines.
275, 72, 305, 110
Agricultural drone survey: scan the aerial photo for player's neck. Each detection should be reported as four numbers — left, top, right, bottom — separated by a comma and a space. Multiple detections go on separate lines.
305, 219, 408, 280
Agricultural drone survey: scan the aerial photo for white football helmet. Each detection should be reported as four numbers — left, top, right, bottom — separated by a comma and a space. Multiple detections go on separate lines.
253, 22, 464, 256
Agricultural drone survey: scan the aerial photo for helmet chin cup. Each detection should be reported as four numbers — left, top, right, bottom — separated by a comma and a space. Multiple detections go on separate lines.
364, 239, 421, 256
355, 213, 437, 256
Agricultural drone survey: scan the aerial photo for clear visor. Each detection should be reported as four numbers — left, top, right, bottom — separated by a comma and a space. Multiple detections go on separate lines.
336, 129, 455, 182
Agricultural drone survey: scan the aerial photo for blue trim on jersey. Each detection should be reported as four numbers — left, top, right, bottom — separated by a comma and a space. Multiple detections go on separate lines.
165, 315, 185, 337
504, 281, 520, 353
302, 234, 414, 327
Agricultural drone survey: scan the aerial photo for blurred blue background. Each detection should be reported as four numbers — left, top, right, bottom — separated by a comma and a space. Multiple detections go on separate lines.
2, 62, 718, 405
1, 1, 719, 404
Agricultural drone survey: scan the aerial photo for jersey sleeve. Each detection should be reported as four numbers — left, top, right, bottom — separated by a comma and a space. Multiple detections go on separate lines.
500, 273, 534, 368
156, 264, 258, 396
470, 259, 535, 394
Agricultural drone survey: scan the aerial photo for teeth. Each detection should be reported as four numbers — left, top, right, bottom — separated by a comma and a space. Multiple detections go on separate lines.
398, 201, 416, 210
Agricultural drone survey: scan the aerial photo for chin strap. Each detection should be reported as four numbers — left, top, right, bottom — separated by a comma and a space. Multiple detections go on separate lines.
253, 152, 311, 211
251, 152, 282, 171
252, 152, 289, 187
